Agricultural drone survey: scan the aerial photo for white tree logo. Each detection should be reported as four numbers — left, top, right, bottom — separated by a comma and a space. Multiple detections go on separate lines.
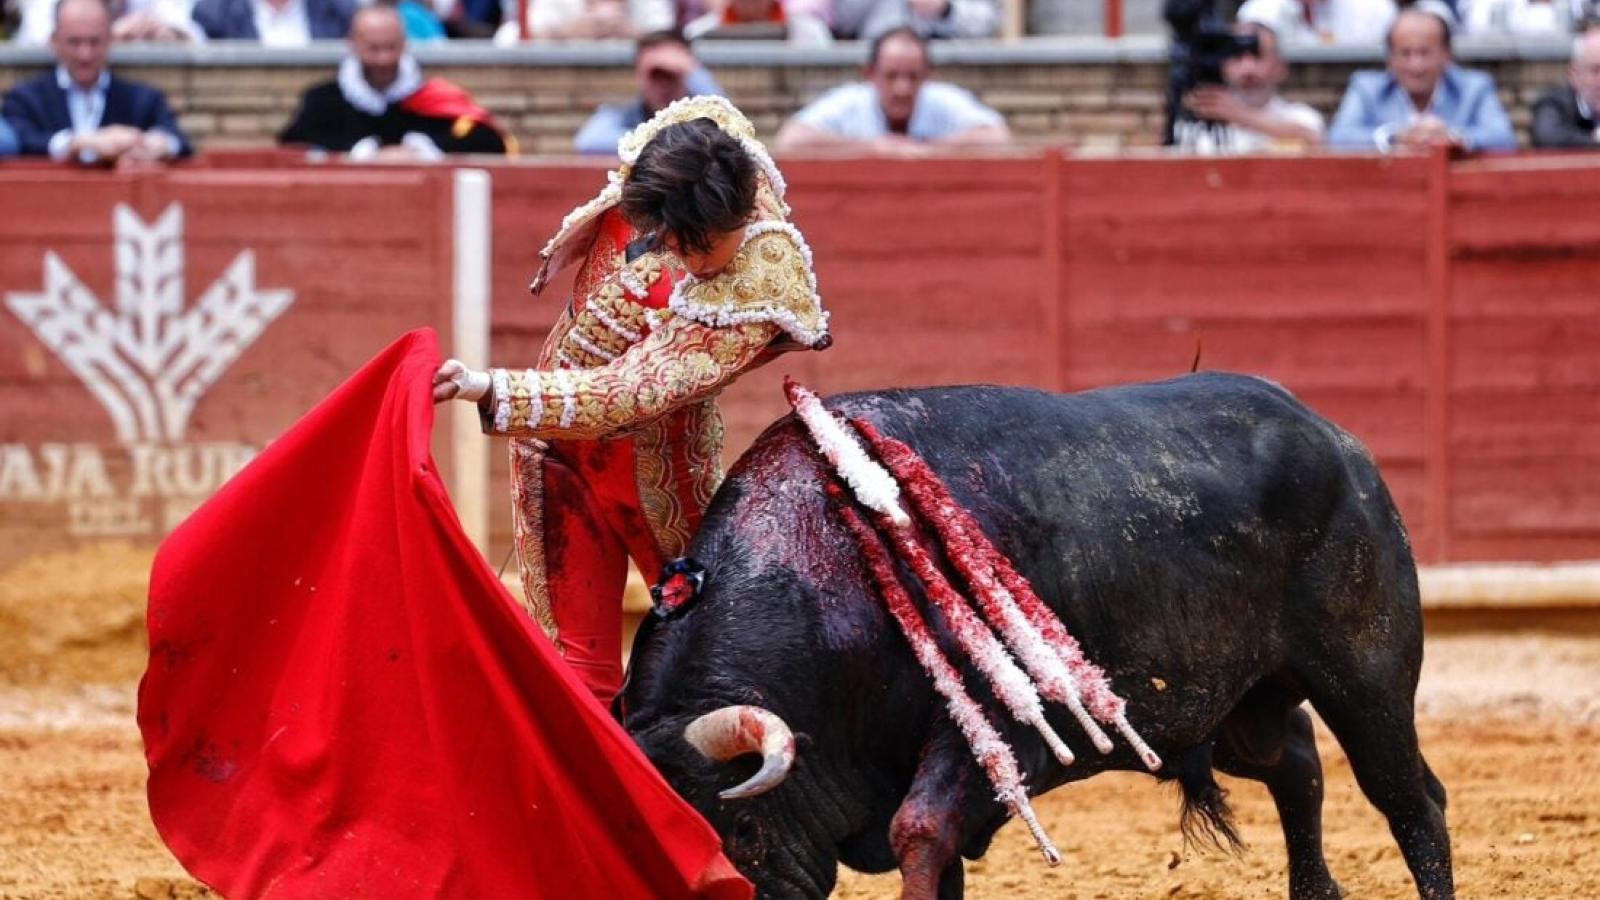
5, 204, 295, 445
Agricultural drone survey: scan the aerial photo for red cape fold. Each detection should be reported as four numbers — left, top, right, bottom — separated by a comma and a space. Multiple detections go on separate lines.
402, 78, 501, 130
137, 329, 751, 900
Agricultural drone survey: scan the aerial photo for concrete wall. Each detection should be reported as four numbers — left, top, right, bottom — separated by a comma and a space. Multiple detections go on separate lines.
0, 38, 1574, 154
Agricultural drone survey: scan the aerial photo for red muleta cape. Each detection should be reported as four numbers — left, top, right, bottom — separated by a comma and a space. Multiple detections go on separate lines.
138, 329, 750, 900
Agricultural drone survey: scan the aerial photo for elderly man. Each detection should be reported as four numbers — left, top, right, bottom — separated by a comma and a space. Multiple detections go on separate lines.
1176, 19, 1324, 153
279, 5, 508, 159
573, 30, 722, 155
1327, 6, 1516, 152
775, 27, 1009, 156
1, 0, 191, 164
1531, 28, 1600, 148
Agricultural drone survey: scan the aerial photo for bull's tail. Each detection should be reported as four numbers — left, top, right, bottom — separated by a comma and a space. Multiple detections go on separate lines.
1167, 746, 1244, 854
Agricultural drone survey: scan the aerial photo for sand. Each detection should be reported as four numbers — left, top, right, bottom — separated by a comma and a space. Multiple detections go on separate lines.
2, 544, 1597, 899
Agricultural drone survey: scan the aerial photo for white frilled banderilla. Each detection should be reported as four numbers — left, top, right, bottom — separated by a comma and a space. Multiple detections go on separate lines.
784, 379, 1162, 865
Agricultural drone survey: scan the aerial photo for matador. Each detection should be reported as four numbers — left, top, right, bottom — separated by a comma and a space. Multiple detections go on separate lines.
435, 96, 830, 704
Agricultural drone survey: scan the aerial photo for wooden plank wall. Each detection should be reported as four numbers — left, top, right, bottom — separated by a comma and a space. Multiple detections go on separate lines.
488, 153, 1600, 565
1447, 157, 1600, 562
3, 154, 1596, 568
0, 169, 457, 568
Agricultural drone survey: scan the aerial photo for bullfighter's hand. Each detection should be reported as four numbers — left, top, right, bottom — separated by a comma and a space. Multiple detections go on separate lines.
433, 359, 491, 403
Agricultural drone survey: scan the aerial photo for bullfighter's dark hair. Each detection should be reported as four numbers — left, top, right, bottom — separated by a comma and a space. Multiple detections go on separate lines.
621, 118, 757, 258
867, 25, 930, 69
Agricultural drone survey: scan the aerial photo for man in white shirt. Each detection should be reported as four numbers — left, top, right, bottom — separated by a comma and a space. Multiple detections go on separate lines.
0, 0, 191, 164
1236, 0, 1398, 46
190, 0, 354, 43
523, 0, 673, 39
12, 0, 200, 45
775, 26, 1010, 156
1176, 19, 1325, 154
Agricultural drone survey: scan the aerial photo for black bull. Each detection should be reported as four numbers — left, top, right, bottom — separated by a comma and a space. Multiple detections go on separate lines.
620, 373, 1452, 900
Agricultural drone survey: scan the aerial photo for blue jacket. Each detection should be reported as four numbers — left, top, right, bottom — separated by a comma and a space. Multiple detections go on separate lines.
1, 70, 194, 157
573, 69, 725, 156
1328, 65, 1517, 152
191, 0, 355, 40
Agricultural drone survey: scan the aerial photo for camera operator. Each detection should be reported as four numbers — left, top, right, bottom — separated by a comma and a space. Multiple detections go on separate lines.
1175, 19, 1325, 153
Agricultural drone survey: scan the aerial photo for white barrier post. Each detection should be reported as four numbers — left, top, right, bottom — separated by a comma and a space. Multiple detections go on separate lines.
452, 168, 492, 554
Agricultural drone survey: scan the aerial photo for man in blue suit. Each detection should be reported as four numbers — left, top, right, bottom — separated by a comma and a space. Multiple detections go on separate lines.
1328, 5, 1517, 152
1, 0, 192, 164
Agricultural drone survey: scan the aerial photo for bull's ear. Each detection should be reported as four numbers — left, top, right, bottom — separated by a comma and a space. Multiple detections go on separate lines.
649, 557, 707, 619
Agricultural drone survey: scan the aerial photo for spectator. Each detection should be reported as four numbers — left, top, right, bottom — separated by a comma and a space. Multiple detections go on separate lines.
833, 0, 997, 40
683, 0, 831, 45
1176, 19, 1325, 153
12, 0, 200, 44
1531, 26, 1600, 147
1236, 0, 1398, 46
775, 27, 1009, 155
434, 0, 504, 37
524, 0, 671, 39
392, 0, 448, 39
574, 30, 723, 155
191, 0, 354, 43
1, 0, 192, 163
1327, 6, 1517, 151
279, 5, 509, 159
1460, 0, 1580, 35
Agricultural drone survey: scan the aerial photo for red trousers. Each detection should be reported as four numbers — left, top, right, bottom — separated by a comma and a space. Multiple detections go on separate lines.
513, 436, 675, 706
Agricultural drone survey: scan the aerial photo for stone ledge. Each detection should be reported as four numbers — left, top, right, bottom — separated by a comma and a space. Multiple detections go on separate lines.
0, 34, 1579, 68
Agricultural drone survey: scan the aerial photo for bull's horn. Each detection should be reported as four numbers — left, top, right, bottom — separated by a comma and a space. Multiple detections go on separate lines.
684, 706, 796, 800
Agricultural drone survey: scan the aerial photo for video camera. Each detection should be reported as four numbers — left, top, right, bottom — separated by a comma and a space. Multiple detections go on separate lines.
1161, 0, 1261, 144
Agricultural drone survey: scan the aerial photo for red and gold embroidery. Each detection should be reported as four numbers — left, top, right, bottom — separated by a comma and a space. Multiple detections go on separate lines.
509, 437, 558, 639
684, 401, 725, 513
634, 417, 691, 558
488, 318, 779, 440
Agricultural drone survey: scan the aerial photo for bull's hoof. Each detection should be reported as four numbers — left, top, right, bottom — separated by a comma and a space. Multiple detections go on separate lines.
1289, 876, 1344, 900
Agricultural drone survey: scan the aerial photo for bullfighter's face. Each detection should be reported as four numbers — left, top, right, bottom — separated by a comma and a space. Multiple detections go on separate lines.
662, 226, 747, 280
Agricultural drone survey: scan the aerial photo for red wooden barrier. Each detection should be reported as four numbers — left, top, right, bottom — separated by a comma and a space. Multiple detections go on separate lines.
483, 153, 1600, 564
0, 168, 464, 569
4, 153, 1599, 568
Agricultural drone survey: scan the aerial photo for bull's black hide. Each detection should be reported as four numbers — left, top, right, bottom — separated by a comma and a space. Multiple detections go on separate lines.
621, 373, 1452, 900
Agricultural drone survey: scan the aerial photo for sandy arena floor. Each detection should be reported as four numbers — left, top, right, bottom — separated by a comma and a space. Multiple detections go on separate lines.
2, 544, 1598, 899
